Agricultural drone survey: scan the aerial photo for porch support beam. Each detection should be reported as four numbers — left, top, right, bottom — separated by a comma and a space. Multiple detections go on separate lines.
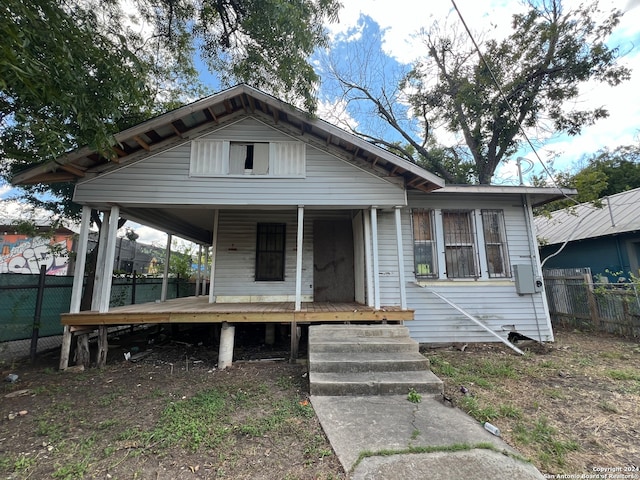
363, 209, 374, 307
295, 206, 304, 311
209, 209, 219, 303
70, 206, 91, 314
195, 244, 202, 297
203, 247, 209, 295
291, 206, 304, 364
98, 205, 119, 313
394, 206, 407, 310
91, 210, 110, 311
370, 207, 381, 310
61, 205, 91, 370
161, 234, 171, 302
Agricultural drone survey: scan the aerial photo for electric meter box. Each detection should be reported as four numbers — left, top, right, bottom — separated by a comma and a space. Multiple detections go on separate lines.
513, 264, 543, 294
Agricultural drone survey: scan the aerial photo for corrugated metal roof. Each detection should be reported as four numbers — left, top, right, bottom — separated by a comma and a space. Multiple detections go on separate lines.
534, 187, 640, 246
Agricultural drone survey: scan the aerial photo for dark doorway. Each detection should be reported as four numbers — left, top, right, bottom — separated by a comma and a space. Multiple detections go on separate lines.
313, 220, 355, 302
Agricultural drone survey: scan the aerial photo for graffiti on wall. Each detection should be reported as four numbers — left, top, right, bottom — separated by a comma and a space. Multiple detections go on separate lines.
0, 234, 73, 275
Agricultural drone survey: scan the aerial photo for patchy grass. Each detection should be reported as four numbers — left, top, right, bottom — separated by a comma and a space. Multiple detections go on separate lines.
0, 359, 343, 479
426, 328, 640, 475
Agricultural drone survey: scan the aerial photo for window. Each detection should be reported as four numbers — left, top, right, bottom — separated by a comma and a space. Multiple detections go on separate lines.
412, 209, 437, 277
443, 210, 478, 278
481, 210, 510, 278
255, 223, 286, 281
229, 143, 269, 175
189, 140, 305, 177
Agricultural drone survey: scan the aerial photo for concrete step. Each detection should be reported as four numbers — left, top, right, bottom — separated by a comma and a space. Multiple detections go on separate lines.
309, 351, 430, 373
308, 336, 419, 354
309, 370, 443, 396
309, 324, 411, 340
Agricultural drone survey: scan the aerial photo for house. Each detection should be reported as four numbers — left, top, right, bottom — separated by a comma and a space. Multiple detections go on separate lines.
12, 84, 572, 367
535, 187, 640, 282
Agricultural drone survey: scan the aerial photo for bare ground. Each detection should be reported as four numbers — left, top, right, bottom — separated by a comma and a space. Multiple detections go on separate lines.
0, 325, 344, 479
1, 325, 639, 479
426, 326, 640, 476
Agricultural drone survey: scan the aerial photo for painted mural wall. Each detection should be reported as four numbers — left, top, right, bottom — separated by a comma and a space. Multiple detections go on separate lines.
0, 233, 73, 275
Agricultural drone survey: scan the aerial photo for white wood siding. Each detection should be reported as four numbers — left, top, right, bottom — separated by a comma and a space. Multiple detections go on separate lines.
376, 193, 553, 343
73, 118, 405, 207
211, 209, 353, 301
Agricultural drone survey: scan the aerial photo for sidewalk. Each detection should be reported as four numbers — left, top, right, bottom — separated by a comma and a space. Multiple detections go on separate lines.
311, 394, 545, 480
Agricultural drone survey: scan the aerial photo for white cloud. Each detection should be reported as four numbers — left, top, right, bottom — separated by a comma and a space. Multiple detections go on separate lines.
325, 0, 640, 184
317, 98, 359, 131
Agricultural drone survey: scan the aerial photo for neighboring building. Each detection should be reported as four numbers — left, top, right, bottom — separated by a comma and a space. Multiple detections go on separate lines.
0, 203, 169, 276
0, 223, 75, 275
12, 84, 572, 344
535, 187, 640, 282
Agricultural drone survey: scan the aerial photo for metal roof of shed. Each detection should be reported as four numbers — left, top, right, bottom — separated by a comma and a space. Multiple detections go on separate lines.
534, 187, 640, 246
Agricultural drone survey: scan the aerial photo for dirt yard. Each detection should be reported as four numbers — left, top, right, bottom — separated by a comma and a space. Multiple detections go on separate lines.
427, 326, 640, 476
1, 325, 639, 479
0, 325, 344, 479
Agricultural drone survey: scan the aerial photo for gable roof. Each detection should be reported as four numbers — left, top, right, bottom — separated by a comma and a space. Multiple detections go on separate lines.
534, 187, 640, 246
12, 84, 444, 192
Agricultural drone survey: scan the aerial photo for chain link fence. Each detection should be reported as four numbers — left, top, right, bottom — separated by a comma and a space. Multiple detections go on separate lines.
0, 271, 195, 363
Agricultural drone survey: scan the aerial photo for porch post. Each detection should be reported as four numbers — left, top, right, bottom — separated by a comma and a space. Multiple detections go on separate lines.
91, 210, 109, 311
363, 209, 374, 307
209, 209, 219, 303
202, 247, 209, 295
295, 206, 304, 311
370, 207, 381, 310
394, 206, 407, 310
161, 234, 171, 302
70, 206, 91, 313
98, 205, 119, 313
60, 205, 91, 370
195, 244, 202, 297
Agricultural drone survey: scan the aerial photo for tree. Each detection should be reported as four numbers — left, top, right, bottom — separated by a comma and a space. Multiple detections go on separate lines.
328, 0, 630, 184
2, 0, 341, 219
533, 144, 640, 214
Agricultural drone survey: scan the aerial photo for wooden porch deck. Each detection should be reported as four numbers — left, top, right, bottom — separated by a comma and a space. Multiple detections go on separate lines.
61, 296, 414, 327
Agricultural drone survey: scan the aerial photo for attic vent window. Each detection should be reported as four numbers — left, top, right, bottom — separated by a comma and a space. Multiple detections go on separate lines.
189, 140, 305, 177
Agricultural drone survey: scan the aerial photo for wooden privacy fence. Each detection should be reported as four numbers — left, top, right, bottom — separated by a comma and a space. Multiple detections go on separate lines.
543, 268, 640, 338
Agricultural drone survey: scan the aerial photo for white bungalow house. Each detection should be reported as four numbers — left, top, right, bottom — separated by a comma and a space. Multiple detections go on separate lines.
12, 85, 572, 367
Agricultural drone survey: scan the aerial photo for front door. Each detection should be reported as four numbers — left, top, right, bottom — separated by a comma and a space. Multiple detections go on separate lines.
313, 220, 355, 302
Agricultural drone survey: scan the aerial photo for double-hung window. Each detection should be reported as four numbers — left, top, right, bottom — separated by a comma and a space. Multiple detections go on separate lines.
481, 210, 510, 278
443, 210, 478, 278
412, 209, 437, 278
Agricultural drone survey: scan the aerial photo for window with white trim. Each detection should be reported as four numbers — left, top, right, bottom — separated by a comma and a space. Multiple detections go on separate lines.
412, 208, 512, 280
481, 209, 510, 278
443, 210, 478, 278
412, 209, 437, 278
189, 140, 305, 177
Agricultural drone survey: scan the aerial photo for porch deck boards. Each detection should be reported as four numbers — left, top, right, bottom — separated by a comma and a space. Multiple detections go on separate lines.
61, 296, 414, 327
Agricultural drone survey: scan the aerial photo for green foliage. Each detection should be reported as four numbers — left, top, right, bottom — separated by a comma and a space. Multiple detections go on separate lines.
2, 0, 340, 219
407, 388, 422, 403
534, 145, 640, 214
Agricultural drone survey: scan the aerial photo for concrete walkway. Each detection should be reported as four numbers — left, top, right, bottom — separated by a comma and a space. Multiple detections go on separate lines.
311, 394, 545, 480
